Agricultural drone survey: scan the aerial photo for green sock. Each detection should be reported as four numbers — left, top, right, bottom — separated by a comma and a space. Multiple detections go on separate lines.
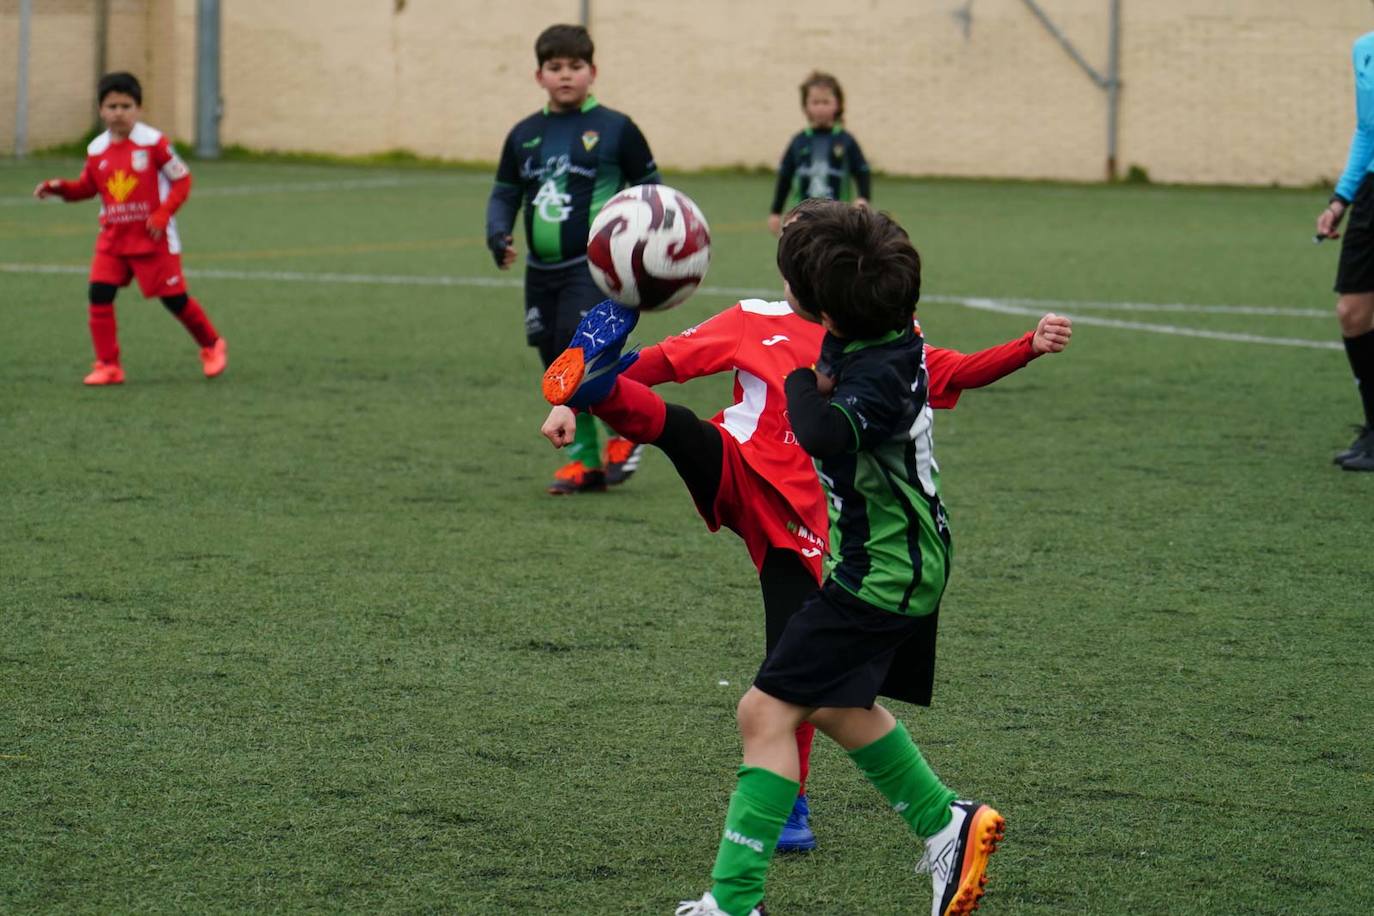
709, 765, 798, 916
566, 411, 602, 468
848, 721, 957, 838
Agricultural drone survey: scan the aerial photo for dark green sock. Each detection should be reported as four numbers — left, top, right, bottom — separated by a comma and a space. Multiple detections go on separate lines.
566, 411, 602, 468
709, 765, 798, 916
848, 722, 957, 838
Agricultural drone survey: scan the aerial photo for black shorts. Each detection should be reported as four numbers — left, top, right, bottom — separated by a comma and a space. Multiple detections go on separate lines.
1336, 173, 1374, 294
524, 260, 605, 366
752, 582, 940, 709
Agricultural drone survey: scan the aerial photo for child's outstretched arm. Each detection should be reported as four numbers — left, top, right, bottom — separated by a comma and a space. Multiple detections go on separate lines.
926, 313, 1073, 408
32, 163, 97, 202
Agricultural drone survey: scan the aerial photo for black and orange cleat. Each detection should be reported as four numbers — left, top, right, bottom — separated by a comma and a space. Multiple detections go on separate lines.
918, 800, 1005, 916
547, 460, 607, 495
603, 436, 645, 486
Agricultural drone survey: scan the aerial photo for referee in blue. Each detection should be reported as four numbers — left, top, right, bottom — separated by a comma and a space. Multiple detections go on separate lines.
1317, 31, 1374, 471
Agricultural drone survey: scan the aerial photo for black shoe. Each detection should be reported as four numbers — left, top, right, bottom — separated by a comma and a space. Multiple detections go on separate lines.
1333, 425, 1374, 465
1340, 448, 1374, 472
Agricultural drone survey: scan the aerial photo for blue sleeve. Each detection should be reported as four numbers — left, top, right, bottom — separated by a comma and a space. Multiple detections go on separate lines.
1336, 36, 1374, 202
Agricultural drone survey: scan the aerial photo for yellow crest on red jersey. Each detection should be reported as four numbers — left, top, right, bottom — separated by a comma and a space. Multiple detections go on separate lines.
581, 130, 600, 151
106, 170, 138, 203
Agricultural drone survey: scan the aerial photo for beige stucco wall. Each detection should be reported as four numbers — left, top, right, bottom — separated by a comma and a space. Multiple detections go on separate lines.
2, 0, 1371, 186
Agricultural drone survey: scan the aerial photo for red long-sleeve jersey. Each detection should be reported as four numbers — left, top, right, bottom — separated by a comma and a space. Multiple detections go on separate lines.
623, 298, 1040, 546
53, 122, 192, 257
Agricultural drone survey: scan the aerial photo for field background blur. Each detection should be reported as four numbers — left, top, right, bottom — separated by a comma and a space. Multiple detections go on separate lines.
3, 2, 1374, 914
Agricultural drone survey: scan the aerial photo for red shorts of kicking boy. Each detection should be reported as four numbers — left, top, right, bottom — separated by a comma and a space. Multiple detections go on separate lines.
700, 425, 827, 586
89, 249, 188, 298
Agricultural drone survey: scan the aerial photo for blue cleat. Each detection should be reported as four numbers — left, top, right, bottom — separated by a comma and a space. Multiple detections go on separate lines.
775, 793, 816, 853
542, 299, 640, 409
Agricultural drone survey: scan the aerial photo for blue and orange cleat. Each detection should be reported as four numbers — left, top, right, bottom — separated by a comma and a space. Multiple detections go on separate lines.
542, 299, 639, 409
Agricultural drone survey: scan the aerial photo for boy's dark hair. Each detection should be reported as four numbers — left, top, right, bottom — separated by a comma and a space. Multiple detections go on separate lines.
799, 70, 845, 121
536, 24, 594, 66
777, 200, 921, 340
98, 71, 142, 105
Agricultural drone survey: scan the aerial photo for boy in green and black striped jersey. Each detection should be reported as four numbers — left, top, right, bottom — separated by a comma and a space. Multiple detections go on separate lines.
486, 24, 659, 494
766, 71, 871, 237
678, 201, 1003, 916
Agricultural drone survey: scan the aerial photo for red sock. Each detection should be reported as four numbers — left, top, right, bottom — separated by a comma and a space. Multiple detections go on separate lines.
589, 377, 667, 443
88, 304, 120, 364
795, 721, 816, 795
175, 297, 219, 348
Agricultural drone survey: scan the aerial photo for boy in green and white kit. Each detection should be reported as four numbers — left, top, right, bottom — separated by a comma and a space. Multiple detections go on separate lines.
677, 201, 1003, 916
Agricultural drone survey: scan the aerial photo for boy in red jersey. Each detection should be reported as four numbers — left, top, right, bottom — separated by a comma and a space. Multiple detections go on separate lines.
541, 223, 1071, 853
33, 72, 226, 386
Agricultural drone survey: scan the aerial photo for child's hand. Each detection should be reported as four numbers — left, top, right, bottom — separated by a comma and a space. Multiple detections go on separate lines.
32, 180, 59, 200
1032, 313, 1073, 354
489, 234, 517, 270
542, 406, 577, 447
146, 210, 170, 240
854, 197, 870, 210
814, 370, 836, 396
767, 214, 782, 237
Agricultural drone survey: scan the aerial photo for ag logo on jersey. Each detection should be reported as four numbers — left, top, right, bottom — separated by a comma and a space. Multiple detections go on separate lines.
532, 179, 572, 222
581, 130, 600, 151
131, 149, 149, 172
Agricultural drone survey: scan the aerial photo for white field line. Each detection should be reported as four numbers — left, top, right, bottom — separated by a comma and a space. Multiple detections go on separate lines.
1, 174, 486, 206
0, 262, 1341, 350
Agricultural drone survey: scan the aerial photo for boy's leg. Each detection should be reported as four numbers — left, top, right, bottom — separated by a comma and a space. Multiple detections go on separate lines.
535, 267, 607, 492
160, 293, 227, 378
814, 706, 1003, 916
759, 548, 821, 852
705, 687, 807, 916
84, 281, 124, 385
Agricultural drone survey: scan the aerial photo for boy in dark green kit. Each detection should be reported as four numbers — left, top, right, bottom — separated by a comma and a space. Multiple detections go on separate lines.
676, 201, 1003, 916
485, 23, 659, 493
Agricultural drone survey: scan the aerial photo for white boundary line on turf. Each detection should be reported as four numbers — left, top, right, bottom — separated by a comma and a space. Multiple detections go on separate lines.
1, 174, 487, 206
0, 262, 1342, 350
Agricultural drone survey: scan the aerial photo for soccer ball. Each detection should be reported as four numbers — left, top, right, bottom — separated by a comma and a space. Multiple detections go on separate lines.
586, 184, 711, 311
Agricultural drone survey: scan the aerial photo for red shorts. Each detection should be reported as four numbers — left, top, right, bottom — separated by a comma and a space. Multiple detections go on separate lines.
89, 249, 188, 298
703, 427, 828, 587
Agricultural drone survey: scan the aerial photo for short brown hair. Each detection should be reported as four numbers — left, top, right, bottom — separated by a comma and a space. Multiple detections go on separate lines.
777, 201, 921, 339
536, 24, 594, 66
799, 71, 845, 121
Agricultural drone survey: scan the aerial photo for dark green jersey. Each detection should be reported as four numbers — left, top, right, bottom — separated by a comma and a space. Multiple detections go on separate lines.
487, 97, 659, 268
769, 126, 872, 214
816, 327, 950, 616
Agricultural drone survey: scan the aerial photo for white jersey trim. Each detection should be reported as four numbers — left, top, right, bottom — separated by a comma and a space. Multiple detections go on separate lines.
739, 298, 792, 316
87, 122, 163, 155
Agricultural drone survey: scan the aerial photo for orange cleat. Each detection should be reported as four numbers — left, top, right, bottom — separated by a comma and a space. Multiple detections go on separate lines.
200, 337, 227, 378
547, 460, 607, 495
603, 436, 645, 487
920, 800, 1005, 916
83, 361, 125, 386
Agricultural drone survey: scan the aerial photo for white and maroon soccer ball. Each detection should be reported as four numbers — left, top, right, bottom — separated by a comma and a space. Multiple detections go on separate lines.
586, 184, 711, 311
